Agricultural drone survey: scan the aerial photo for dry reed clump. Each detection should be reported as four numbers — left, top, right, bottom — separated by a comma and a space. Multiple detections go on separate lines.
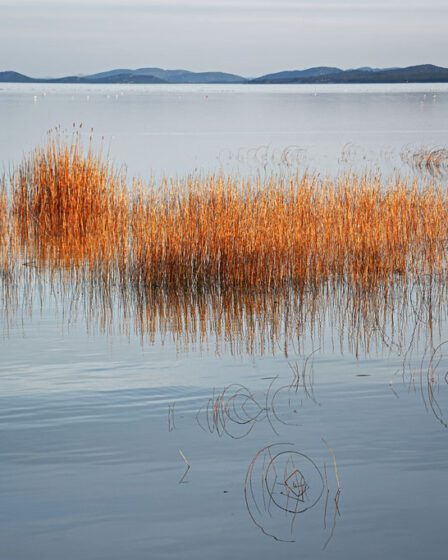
12, 135, 129, 273
6, 137, 448, 292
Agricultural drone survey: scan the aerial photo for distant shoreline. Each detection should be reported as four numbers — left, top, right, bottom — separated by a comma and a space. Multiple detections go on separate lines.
1, 64, 448, 85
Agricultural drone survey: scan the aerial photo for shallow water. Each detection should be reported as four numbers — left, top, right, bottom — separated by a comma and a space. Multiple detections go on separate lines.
1, 84, 448, 559
1, 299, 448, 559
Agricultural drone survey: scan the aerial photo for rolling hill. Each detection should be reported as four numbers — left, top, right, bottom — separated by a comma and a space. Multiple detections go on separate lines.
1, 65, 447, 84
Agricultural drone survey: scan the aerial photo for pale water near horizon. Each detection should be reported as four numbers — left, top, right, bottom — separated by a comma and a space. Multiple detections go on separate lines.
1, 82, 448, 179
1, 84, 448, 560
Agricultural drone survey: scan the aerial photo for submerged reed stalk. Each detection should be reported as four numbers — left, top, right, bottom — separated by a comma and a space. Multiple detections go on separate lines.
402, 146, 448, 178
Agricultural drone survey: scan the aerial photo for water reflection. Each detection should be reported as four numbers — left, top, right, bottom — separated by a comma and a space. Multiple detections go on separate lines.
3, 261, 448, 436
194, 366, 318, 439
195, 383, 266, 439
217, 142, 448, 180
414, 341, 448, 429
244, 442, 341, 544
2, 272, 446, 358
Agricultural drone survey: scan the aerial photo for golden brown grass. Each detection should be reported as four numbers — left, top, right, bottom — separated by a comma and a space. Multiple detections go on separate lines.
12, 135, 129, 272
0, 178, 11, 277
0, 180, 6, 245
1, 136, 446, 353
130, 174, 448, 290
7, 136, 448, 292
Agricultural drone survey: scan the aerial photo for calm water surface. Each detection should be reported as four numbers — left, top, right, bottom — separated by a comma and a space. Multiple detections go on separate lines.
1, 84, 448, 559
1, 82, 448, 176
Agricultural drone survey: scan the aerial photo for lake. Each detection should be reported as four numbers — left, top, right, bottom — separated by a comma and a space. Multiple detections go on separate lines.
1, 83, 448, 560
2, 82, 448, 177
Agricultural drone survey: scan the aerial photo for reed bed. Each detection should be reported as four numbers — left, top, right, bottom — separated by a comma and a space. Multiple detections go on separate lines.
6, 137, 448, 289
130, 174, 448, 289
1, 136, 448, 353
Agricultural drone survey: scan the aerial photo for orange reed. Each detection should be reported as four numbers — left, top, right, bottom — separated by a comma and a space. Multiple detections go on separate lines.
8, 137, 448, 291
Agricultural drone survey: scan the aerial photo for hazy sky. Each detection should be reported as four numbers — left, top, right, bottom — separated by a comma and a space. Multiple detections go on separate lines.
1, 0, 447, 77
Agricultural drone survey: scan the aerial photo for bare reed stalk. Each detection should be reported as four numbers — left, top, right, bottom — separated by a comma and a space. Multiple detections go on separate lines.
0, 177, 13, 277
0, 179, 7, 246
0, 180, 7, 266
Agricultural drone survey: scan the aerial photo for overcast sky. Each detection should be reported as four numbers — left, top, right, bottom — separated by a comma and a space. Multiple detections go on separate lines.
1, 0, 447, 77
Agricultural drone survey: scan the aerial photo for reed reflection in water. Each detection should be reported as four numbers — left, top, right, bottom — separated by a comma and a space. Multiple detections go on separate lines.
1, 266, 447, 361
1, 131, 448, 358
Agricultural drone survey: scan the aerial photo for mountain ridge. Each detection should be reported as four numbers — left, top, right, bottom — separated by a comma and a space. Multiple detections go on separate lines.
1, 64, 448, 84
252, 64, 448, 84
